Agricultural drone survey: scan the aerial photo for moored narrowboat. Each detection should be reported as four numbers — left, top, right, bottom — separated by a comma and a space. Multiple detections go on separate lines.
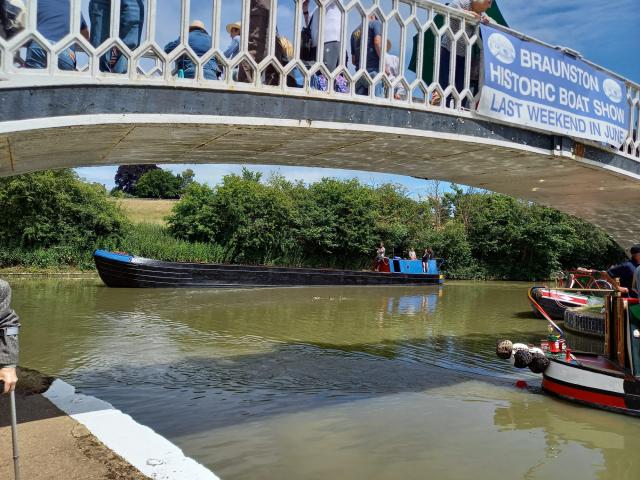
541, 296, 640, 416
528, 286, 591, 320
500, 294, 640, 417
94, 250, 444, 288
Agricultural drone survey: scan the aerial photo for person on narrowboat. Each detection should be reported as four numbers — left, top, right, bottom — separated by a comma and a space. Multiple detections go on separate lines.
578, 244, 640, 297
408, 248, 417, 260
422, 248, 434, 273
375, 242, 386, 271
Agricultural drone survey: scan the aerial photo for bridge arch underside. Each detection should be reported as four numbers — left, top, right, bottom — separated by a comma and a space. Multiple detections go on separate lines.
1, 85, 639, 249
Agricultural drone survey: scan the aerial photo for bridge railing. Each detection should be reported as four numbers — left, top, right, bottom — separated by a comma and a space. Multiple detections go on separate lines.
1, 0, 639, 160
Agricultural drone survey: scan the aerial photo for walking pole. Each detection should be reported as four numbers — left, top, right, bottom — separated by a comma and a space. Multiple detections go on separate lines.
9, 389, 21, 480
1, 380, 20, 480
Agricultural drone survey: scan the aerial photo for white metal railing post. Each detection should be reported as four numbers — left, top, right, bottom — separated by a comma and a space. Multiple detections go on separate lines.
240, 0, 251, 81
27, 0, 38, 32
212, 0, 221, 52
146, 0, 158, 46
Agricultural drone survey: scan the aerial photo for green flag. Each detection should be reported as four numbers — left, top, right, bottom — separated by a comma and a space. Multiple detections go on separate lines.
408, 1, 509, 83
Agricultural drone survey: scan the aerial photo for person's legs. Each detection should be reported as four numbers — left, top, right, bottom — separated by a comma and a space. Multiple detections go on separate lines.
88, 0, 112, 72
323, 41, 340, 71
238, 0, 270, 83
203, 64, 219, 80
438, 46, 452, 91
355, 77, 368, 95
365, 68, 383, 97
58, 49, 76, 71
112, 0, 145, 74
25, 42, 47, 69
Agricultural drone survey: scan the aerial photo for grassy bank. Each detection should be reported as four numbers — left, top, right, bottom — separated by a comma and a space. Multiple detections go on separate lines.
114, 198, 177, 225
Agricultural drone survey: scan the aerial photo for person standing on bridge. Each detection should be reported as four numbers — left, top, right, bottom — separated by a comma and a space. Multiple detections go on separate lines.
435, 0, 495, 106
0, 280, 20, 395
0, 0, 25, 40
224, 21, 242, 60
238, 0, 278, 86
303, 0, 342, 71
165, 20, 219, 80
88, 0, 144, 73
24, 0, 89, 71
351, 14, 383, 96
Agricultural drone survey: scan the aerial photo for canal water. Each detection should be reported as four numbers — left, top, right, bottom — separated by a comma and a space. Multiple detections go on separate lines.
11, 278, 640, 479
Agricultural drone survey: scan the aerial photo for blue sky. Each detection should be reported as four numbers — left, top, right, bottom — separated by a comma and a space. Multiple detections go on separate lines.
75, 0, 640, 192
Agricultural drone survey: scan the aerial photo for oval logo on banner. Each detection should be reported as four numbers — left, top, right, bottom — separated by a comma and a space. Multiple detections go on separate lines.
603, 78, 623, 104
488, 32, 516, 64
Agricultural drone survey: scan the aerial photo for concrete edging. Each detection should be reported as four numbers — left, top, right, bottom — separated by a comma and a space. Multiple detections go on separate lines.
43, 379, 219, 480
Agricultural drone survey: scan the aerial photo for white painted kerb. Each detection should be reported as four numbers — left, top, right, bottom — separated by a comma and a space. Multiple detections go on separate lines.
43, 379, 219, 480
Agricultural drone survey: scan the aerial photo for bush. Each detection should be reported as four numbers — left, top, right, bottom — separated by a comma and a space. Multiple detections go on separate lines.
168, 171, 302, 264
0, 170, 128, 254
118, 223, 229, 263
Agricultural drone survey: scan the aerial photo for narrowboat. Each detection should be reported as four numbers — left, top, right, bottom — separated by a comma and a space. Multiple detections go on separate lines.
527, 271, 612, 320
541, 296, 640, 416
528, 286, 592, 320
93, 250, 444, 288
500, 294, 640, 417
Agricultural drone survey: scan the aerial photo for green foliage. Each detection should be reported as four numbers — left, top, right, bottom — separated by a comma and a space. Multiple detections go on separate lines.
134, 169, 182, 199
114, 164, 159, 194
168, 173, 301, 264
167, 170, 625, 279
133, 168, 199, 199
0, 169, 626, 280
298, 178, 378, 268
117, 223, 228, 263
0, 170, 129, 269
179, 168, 196, 191
0, 170, 128, 252
109, 188, 132, 199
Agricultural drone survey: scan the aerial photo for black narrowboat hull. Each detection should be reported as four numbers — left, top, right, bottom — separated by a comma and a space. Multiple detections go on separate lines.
94, 251, 444, 288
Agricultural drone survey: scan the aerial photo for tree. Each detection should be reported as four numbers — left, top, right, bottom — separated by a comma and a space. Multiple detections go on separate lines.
179, 168, 196, 191
134, 169, 182, 199
168, 171, 300, 263
165, 169, 625, 279
0, 169, 128, 251
114, 164, 159, 194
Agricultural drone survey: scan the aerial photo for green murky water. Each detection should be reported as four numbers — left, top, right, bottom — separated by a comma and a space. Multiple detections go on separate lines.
10, 278, 639, 480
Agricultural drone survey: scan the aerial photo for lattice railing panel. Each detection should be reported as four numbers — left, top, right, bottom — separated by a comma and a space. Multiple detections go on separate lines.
0, 0, 638, 160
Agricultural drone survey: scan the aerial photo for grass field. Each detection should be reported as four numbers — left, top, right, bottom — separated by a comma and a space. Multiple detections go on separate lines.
115, 198, 177, 225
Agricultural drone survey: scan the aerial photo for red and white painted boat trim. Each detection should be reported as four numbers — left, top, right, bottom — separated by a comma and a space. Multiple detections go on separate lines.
542, 355, 640, 415
538, 289, 590, 306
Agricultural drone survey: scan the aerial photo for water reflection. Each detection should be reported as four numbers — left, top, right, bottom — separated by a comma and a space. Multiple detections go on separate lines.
386, 289, 442, 316
495, 394, 640, 479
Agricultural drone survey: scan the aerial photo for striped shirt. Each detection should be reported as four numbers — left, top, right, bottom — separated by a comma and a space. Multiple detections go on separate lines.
441, 0, 494, 56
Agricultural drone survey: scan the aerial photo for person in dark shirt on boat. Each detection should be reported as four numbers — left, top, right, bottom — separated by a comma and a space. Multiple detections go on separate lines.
579, 244, 640, 297
422, 248, 434, 273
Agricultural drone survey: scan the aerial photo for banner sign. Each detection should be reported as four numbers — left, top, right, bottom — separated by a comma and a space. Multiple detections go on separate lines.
477, 24, 629, 148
